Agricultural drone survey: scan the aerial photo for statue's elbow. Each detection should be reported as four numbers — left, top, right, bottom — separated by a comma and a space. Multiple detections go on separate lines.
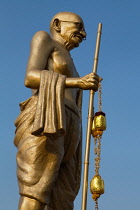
24, 78, 31, 88
24, 73, 39, 89
24, 73, 33, 88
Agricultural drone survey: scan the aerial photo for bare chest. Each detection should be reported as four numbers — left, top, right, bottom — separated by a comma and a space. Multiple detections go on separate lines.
47, 47, 79, 78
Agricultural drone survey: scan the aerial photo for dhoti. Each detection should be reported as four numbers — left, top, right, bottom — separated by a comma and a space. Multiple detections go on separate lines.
14, 94, 82, 210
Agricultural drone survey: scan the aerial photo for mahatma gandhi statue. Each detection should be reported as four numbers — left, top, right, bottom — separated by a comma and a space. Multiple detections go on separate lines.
14, 12, 99, 210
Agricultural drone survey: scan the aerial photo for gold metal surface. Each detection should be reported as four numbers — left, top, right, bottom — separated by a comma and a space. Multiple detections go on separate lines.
92, 113, 106, 137
94, 114, 106, 131
14, 12, 100, 210
90, 175, 104, 201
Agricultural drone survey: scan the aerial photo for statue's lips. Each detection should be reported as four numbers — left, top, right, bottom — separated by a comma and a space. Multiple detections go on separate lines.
75, 35, 82, 42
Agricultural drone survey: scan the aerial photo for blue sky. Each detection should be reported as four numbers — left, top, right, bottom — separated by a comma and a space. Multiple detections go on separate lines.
1, 0, 140, 209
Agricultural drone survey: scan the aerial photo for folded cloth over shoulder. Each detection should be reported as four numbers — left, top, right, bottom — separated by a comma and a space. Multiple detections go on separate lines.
32, 70, 66, 138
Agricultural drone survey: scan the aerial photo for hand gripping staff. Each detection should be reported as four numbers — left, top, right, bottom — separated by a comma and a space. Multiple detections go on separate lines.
81, 23, 102, 210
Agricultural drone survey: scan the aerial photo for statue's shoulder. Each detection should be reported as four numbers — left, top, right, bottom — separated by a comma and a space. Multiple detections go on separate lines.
31, 30, 52, 44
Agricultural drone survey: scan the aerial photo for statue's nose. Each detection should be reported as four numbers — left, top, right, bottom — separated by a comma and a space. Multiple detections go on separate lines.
80, 30, 87, 39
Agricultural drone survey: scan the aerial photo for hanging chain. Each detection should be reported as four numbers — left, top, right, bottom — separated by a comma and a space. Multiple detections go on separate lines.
93, 82, 102, 210
98, 82, 102, 112
94, 82, 102, 176
95, 200, 99, 210
94, 135, 102, 176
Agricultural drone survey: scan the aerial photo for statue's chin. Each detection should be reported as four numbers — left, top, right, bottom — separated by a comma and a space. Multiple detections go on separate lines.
67, 38, 80, 49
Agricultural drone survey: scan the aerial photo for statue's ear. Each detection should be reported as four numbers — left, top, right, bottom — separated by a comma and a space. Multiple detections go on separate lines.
53, 18, 61, 32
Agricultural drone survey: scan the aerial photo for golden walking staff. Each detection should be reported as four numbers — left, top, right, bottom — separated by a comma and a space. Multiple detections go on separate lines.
81, 23, 102, 210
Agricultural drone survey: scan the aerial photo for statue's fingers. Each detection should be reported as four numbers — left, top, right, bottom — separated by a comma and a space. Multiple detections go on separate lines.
99, 77, 103, 82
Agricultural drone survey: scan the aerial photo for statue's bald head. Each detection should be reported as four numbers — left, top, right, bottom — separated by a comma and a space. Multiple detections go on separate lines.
50, 12, 84, 35
50, 12, 86, 51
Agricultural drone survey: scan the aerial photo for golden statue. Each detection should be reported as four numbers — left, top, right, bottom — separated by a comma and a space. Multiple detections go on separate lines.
14, 12, 100, 210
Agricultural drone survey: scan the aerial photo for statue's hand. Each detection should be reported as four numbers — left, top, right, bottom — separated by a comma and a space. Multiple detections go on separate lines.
65, 73, 101, 90
79, 72, 100, 91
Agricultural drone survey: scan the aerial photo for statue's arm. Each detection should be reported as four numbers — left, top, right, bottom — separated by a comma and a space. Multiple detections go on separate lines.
24, 31, 54, 89
24, 30, 99, 91
65, 73, 100, 91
